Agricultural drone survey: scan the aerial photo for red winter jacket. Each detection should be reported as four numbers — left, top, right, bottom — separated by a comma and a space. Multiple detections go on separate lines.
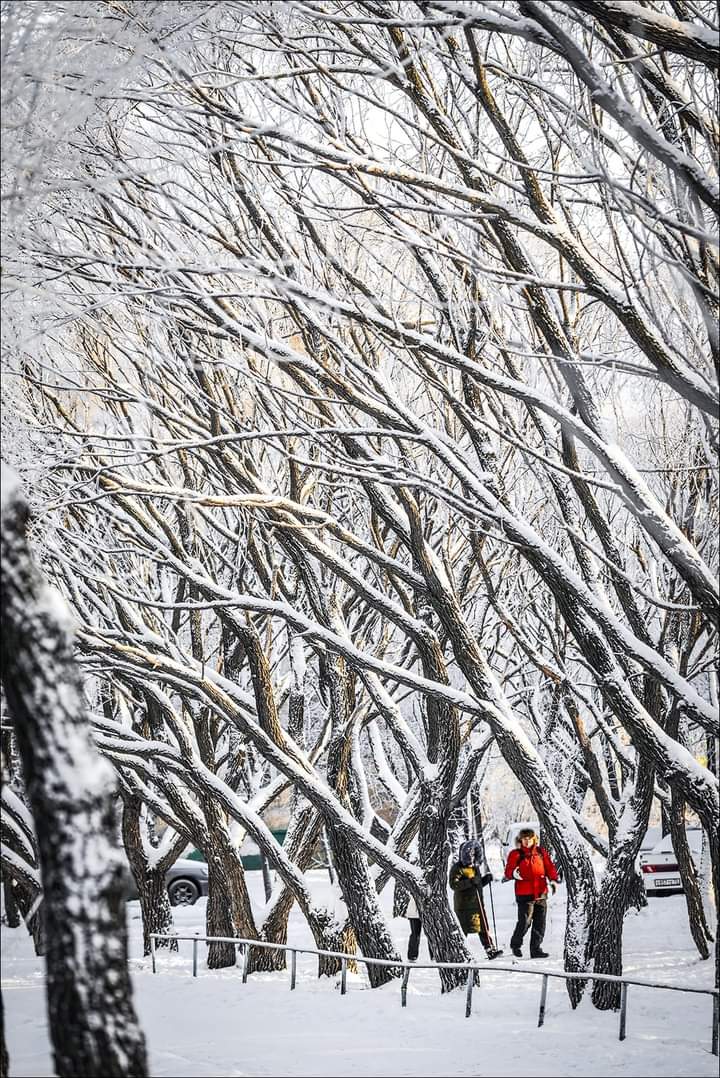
504, 844, 559, 899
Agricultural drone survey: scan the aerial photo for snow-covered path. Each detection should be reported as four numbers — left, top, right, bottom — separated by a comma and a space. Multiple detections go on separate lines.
3, 866, 716, 1077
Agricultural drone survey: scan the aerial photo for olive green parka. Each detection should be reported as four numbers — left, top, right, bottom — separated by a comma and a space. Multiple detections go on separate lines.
448, 861, 489, 934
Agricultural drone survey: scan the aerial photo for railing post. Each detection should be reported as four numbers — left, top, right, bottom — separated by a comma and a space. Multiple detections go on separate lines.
242, 944, 250, 984
192, 934, 198, 979
712, 992, 718, 1056
150, 933, 157, 975
290, 949, 297, 991
340, 957, 347, 995
401, 965, 410, 1008
538, 974, 549, 1027
618, 982, 628, 1041
465, 968, 474, 1018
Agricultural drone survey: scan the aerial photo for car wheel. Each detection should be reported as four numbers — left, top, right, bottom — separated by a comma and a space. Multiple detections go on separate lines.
167, 878, 201, 906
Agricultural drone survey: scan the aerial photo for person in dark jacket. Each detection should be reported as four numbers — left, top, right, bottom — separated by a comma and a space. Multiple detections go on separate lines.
504, 828, 560, 958
448, 839, 503, 960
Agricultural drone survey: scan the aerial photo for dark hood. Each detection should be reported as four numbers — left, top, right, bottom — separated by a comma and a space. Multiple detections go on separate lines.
458, 839, 483, 867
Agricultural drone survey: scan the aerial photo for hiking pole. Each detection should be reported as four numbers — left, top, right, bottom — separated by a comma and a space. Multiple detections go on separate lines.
477, 801, 498, 945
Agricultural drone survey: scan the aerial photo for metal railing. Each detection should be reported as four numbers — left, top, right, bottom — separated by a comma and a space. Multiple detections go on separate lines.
149, 932, 719, 1056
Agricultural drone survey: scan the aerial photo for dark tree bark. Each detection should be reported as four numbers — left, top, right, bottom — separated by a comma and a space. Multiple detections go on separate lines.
251, 805, 320, 974
202, 836, 258, 969
189, 611, 259, 969
413, 660, 470, 992
592, 759, 654, 1010
665, 706, 714, 960
570, 0, 720, 70
204, 863, 238, 968
319, 650, 400, 987
229, 609, 400, 981
250, 806, 366, 978
669, 805, 713, 960
121, 792, 178, 957
324, 735, 401, 987
0, 469, 148, 1077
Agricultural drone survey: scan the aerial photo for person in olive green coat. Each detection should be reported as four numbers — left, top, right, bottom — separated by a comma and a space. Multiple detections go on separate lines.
449, 839, 503, 959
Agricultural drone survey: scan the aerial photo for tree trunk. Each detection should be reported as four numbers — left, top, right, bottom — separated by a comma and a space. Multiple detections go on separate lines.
664, 707, 714, 960
204, 837, 257, 969
418, 774, 472, 992
0, 469, 148, 1077
251, 805, 322, 974
191, 722, 258, 968
421, 895, 471, 991
591, 861, 632, 1010
251, 807, 369, 979
401, 543, 598, 1003
669, 811, 713, 960
252, 887, 293, 973
319, 654, 400, 987
205, 866, 238, 969
136, 870, 176, 957
324, 820, 400, 987
121, 794, 177, 956
625, 870, 648, 913
592, 761, 654, 1009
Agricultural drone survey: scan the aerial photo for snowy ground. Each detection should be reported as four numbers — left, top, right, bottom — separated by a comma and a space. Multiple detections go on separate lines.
2, 858, 717, 1078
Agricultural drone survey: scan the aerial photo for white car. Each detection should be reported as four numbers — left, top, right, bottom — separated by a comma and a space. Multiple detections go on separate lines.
640, 828, 703, 896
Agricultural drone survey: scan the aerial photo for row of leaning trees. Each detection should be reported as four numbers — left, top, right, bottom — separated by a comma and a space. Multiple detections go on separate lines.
1, 2, 718, 1074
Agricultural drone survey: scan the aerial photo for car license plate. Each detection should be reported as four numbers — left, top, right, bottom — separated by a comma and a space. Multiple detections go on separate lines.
655, 878, 681, 888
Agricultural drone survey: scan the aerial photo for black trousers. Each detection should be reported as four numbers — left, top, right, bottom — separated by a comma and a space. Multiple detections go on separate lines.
407, 917, 422, 960
510, 895, 547, 954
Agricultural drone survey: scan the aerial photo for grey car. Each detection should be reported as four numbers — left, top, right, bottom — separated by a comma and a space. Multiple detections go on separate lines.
165, 857, 209, 905
123, 856, 209, 906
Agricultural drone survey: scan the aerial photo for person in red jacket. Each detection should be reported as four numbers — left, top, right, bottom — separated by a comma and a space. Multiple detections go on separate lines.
504, 828, 560, 958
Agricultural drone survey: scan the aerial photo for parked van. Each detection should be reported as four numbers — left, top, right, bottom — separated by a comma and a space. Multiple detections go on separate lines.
500, 820, 540, 864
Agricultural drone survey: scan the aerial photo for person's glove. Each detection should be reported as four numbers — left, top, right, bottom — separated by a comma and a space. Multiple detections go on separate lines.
512, 867, 523, 880
460, 866, 475, 878
481, 872, 493, 886
549, 882, 557, 895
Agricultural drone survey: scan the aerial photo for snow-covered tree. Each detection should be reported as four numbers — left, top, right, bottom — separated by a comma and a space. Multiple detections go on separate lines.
2, 1, 718, 1009
1, 465, 148, 1077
